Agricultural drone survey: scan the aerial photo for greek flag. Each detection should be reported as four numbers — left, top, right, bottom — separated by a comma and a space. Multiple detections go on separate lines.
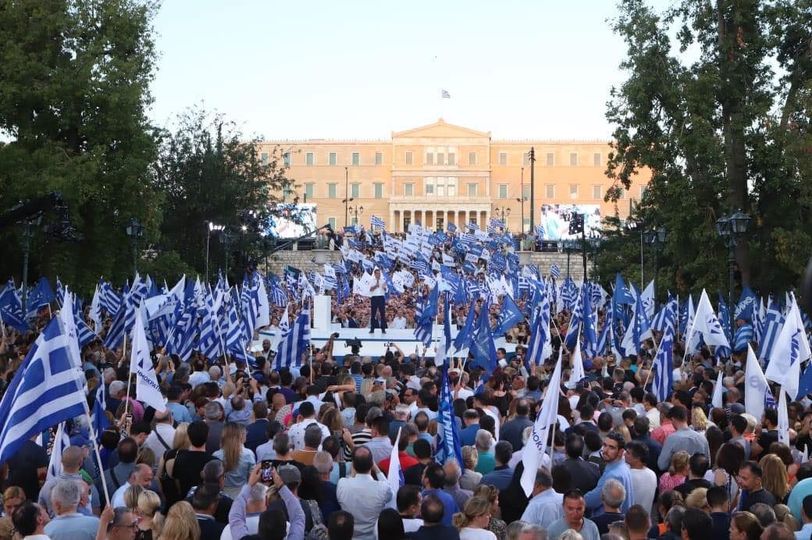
90, 380, 109, 444
526, 294, 552, 365
733, 323, 754, 353
165, 306, 196, 362
197, 294, 223, 361
275, 309, 310, 369
414, 285, 439, 347
0, 279, 29, 333
535, 225, 545, 238
103, 303, 127, 350
435, 366, 463, 465
549, 264, 560, 280
0, 316, 87, 464
99, 280, 121, 315
758, 297, 784, 362
652, 323, 675, 401
651, 297, 678, 335
371, 216, 385, 230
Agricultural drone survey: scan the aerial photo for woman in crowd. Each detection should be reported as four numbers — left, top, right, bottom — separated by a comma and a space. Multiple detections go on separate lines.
461, 446, 483, 491
159, 501, 200, 540
454, 496, 498, 540
135, 490, 163, 540
473, 484, 507, 540
729, 511, 763, 540
213, 422, 256, 498
760, 454, 791, 503
659, 451, 690, 492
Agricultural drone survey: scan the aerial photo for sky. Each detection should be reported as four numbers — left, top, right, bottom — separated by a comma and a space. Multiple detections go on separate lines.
149, 1, 658, 141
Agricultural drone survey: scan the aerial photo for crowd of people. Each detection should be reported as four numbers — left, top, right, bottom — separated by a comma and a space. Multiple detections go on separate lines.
0, 224, 810, 540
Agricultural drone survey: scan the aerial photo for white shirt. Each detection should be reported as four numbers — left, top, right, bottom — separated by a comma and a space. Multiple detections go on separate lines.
111, 482, 134, 508
189, 371, 210, 388
255, 441, 276, 462
521, 488, 563, 527
221, 514, 260, 540
391, 317, 407, 329
287, 419, 331, 451
374, 517, 422, 539
337, 474, 393, 540
646, 408, 661, 429
460, 529, 498, 540
630, 467, 658, 513
143, 423, 176, 459
370, 277, 386, 297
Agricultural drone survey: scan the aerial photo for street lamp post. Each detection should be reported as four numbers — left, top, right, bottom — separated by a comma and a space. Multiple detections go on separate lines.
492, 205, 511, 230
529, 148, 536, 235
348, 203, 364, 226
716, 210, 752, 331
220, 230, 234, 278
206, 221, 224, 284
520, 167, 525, 235
125, 218, 144, 276
20, 221, 35, 314
644, 227, 668, 305
589, 237, 602, 280
563, 239, 578, 278
626, 219, 644, 289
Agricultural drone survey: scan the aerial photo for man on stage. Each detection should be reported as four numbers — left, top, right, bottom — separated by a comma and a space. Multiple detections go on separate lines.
369, 267, 387, 334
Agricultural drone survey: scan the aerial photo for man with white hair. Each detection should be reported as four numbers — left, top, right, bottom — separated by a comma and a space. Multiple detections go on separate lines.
143, 408, 175, 458
43, 479, 99, 540
443, 460, 472, 510
110, 464, 154, 507
220, 483, 267, 540
209, 365, 223, 388
590, 479, 627, 534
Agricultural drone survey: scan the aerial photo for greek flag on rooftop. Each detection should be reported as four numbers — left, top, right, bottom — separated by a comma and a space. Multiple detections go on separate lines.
0, 316, 87, 464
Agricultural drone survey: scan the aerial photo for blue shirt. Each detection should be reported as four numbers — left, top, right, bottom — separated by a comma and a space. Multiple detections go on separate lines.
167, 401, 193, 424
423, 488, 459, 526
44, 513, 99, 540
460, 424, 480, 447
584, 459, 635, 516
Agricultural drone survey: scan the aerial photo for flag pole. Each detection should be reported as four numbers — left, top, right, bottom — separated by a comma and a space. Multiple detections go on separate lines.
122, 332, 132, 421
83, 400, 111, 507
643, 334, 666, 388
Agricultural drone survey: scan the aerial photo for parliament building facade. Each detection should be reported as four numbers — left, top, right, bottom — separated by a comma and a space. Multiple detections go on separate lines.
259, 119, 646, 234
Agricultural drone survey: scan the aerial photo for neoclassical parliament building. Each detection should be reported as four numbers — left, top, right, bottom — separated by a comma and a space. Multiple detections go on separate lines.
259, 119, 647, 234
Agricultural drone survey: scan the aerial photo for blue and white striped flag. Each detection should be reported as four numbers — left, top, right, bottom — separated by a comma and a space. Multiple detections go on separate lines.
758, 297, 784, 362
652, 323, 675, 401
371, 216, 385, 230
0, 316, 87, 464
90, 380, 109, 444
549, 264, 560, 280
733, 323, 754, 353
435, 366, 463, 465
535, 224, 545, 238
275, 309, 310, 369
414, 285, 439, 347
45, 422, 72, 482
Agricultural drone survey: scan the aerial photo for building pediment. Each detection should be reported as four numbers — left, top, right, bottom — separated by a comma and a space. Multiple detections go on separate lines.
392, 118, 490, 140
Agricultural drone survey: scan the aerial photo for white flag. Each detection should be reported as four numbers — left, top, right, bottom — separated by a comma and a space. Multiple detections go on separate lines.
711, 368, 724, 409
255, 278, 271, 329
778, 388, 790, 445
45, 422, 71, 483
90, 285, 103, 332
765, 295, 810, 400
521, 348, 563, 496
687, 290, 731, 350
641, 280, 656, 320
744, 344, 769, 422
131, 310, 166, 412
387, 427, 402, 499
568, 334, 585, 388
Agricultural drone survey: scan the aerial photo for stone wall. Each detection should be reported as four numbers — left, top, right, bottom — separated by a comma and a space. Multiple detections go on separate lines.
266, 248, 594, 281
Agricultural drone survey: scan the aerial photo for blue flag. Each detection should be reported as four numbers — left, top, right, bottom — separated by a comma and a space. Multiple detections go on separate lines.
435, 366, 464, 465
470, 302, 498, 375
453, 301, 476, 352
493, 294, 524, 337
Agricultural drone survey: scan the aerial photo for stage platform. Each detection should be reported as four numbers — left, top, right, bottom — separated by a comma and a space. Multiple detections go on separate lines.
255, 325, 517, 359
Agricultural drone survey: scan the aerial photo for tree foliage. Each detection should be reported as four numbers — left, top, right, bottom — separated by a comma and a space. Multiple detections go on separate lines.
0, 0, 160, 293
599, 0, 812, 298
152, 107, 294, 283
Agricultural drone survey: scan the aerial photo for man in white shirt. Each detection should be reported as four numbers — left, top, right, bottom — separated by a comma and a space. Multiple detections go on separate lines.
369, 267, 387, 334
625, 441, 657, 513
644, 394, 661, 429
143, 409, 175, 459
337, 447, 392, 540
286, 401, 330, 451
110, 464, 154, 508
521, 468, 563, 528
391, 310, 407, 329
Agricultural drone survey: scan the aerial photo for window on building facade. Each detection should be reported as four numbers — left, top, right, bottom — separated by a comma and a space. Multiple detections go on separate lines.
351, 183, 360, 198
546, 184, 555, 198
546, 152, 555, 166
328, 217, 336, 229
522, 184, 530, 200
448, 153, 456, 166
405, 151, 413, 165
593, 185, 602, 200
570, 152, 578, 166
468, 152, 477, 165
426, 152, 434, 165
328, 183, 337, 198
283, 153, 291, 167
282, 188, 293, 202
329, 152, 337, 166
523, 152, 529, 166
447, 177, 457, 197
404, 183, 414, 196
437, 153, 445, 166
570, 184, 579, 199
261, 152, 269, 165
498, 152, 507, 166
425, 177, 435, 195
468, 183, 478, 197
593, 152, 601, 167
375, 152, 383, 165
436, 177, 446, 196
498, 184, 508, 199
305, 183, 314, 200
374, 183, 384, 198
352, 152, 360, 166
436, 215, 444, 230
306, 152, 314, 166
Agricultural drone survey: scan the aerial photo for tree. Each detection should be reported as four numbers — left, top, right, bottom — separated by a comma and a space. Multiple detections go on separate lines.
600, 0, 811, 297
152, 106, 295, 283
0, 0, 159, 295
